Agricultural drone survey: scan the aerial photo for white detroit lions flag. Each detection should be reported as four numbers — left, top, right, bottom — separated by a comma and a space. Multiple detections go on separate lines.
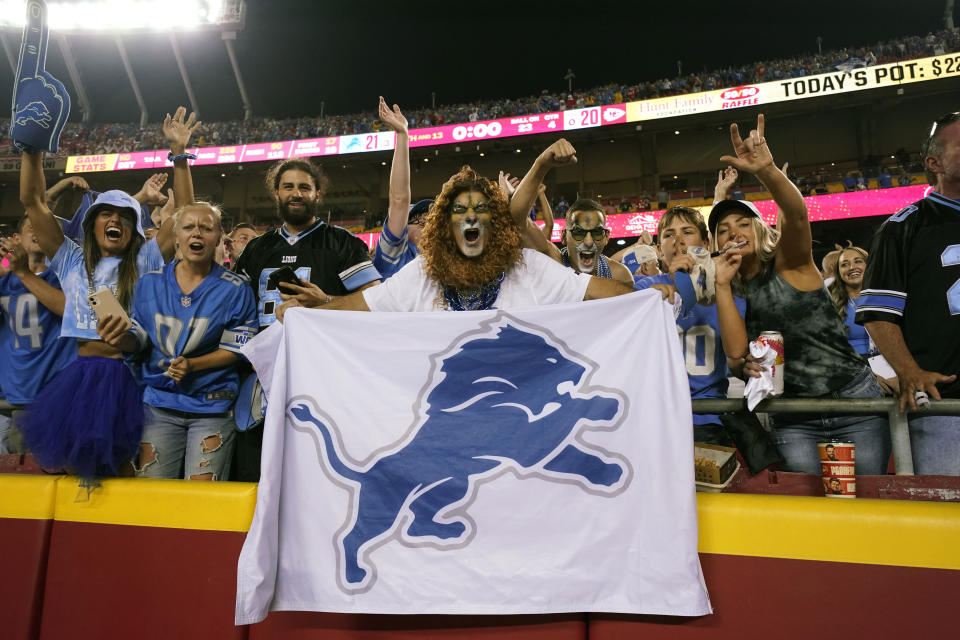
236, 291, 711, 623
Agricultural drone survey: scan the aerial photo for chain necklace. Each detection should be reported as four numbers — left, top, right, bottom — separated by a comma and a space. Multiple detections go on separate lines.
442, 272, 505, 311
560, 247, 612, 279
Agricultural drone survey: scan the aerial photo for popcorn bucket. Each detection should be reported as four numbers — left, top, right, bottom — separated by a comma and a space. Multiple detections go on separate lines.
818, 441, 855, 498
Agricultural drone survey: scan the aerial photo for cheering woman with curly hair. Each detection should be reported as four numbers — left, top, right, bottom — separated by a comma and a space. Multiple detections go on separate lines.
297, 139, 648, 314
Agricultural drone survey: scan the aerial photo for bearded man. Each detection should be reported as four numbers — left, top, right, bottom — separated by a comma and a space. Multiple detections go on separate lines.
232, 159, 381, 482
234, 159, 381, 328
300, 140, 650, 314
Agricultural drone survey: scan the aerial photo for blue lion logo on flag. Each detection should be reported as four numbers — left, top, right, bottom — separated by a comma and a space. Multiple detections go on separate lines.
289, 316, 631, 593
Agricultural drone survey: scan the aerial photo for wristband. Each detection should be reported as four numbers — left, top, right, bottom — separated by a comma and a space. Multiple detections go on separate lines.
167, 151, 197, 163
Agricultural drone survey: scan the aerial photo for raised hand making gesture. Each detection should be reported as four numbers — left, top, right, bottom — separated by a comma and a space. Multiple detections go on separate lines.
719, 114, 774, 175
714, 166, 738, 202
1, 235, 28, 275
378, 97, 408, 135
163, 106, 201, 155
538, 138, 578, 169
134, 172, 169, 206
498, 171, 520, 198
510, 138, 577, 225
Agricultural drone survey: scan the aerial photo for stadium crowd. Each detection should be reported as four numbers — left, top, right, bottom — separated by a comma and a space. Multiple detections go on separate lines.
3, 77, 959, 486
2, 28, 957, 157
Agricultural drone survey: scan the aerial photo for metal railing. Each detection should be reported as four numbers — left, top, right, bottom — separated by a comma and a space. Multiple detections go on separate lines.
691, 398, 960, 475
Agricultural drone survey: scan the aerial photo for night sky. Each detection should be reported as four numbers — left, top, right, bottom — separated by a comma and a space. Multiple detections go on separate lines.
0, 0, 955, 124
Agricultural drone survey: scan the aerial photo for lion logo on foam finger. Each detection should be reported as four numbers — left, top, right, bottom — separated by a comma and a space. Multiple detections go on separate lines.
289, 314, 631, 593
14, 101, 52, 129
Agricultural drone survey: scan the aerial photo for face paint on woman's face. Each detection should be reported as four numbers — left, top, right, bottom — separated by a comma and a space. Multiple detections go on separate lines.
449, 190, 492, 258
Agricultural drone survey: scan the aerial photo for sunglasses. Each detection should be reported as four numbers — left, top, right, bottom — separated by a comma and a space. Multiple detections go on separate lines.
928, 111, 960, 139
407, 216, 426, 227
568, 225, 607, 241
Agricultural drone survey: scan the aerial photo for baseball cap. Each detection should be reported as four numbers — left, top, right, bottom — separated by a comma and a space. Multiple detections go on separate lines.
82, 190, 147, 239
707, 199, 762, 237
408, 199, 434, 222
620, 243, 659, 275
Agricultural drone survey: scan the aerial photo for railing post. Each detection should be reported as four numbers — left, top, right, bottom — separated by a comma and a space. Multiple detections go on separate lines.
889, 406, 914, 476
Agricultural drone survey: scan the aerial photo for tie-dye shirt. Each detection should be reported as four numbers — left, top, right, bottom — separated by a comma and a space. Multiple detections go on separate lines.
50, 237, 163, 340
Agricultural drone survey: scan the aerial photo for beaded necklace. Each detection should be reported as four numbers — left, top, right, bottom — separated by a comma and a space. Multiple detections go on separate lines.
442, 272, 505, 311
560, 247, 612, 279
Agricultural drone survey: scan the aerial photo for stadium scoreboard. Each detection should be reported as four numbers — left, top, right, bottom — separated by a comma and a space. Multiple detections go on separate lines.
64, 53, 960, 174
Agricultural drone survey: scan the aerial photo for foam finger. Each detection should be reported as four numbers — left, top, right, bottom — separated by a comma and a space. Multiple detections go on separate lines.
21, 0, 48, 78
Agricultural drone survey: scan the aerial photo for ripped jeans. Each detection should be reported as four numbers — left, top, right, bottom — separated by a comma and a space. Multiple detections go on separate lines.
137, 404, 236, 481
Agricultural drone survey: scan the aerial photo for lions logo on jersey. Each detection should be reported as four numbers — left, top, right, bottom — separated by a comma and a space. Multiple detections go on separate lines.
289, 317, 631, 593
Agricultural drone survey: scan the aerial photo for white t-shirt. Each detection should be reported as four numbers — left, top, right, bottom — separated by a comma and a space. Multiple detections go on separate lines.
363, 248, 590, 312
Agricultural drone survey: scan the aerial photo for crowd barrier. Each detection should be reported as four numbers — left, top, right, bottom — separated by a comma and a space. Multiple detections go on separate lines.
1, 470, 957, 640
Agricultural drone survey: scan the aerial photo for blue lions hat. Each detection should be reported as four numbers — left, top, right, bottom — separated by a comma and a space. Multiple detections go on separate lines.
408, 199, 434, 219
620, 244, 659, 275
9, 1, 71, 154
81, 190, 147, 240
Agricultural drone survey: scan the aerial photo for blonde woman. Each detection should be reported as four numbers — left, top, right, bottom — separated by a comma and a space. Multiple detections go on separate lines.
828, 244, 898, 395
710, 115, 890, 476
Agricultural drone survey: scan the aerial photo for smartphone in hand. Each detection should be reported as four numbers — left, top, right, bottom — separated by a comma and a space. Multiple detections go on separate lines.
267, 266, 304, 291
89, 288, 132, 331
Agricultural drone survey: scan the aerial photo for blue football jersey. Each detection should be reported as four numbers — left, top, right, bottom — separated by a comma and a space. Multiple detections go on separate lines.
129, 262, 257, 413
0, 270, 77, 405
634, 273, 746, 425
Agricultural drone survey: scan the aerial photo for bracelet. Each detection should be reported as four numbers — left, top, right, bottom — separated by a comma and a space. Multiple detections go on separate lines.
167, 151, 197, 163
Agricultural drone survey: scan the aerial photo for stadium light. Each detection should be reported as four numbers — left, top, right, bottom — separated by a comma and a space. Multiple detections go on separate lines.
0, 0, 244, 33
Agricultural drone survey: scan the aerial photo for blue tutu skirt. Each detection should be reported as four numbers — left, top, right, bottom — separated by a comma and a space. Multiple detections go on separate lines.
21, 356, 144, 480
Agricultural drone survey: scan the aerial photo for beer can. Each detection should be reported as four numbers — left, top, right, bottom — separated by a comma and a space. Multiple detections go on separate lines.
758, 331, 785, 395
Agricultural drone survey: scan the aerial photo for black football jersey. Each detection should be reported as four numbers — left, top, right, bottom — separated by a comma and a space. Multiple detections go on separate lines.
234, 219, 380, 328
856, 191, 960, 397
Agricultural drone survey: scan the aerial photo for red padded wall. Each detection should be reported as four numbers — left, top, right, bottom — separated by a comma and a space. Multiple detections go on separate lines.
589, 553, 959, 639
249, 611, 586, 640
0, 517, 52, 640
39, 521, 248, 640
